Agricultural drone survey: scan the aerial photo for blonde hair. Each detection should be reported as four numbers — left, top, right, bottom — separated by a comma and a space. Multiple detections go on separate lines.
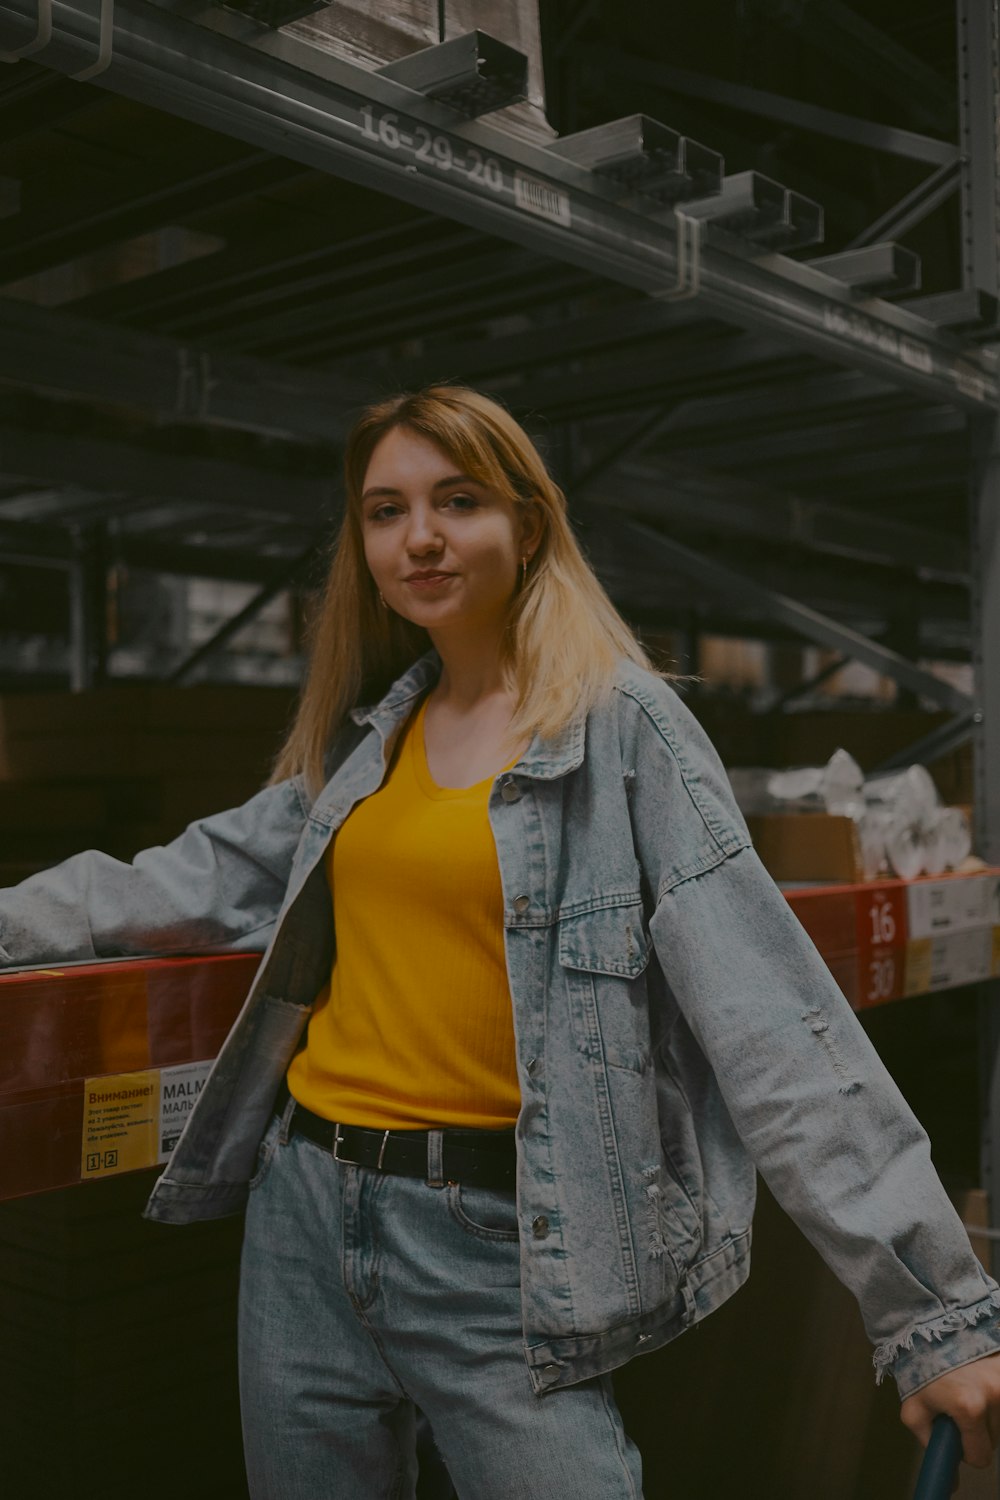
270, 385, 671, 795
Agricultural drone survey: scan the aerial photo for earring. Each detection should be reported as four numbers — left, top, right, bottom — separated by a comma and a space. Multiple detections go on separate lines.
378, 590, 388, 609
520, 556, 528, 587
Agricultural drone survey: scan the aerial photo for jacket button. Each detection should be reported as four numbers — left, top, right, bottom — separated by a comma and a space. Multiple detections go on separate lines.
532, 1214, 550, 1239
500, 777, 521, 803
513, 895, 530, 913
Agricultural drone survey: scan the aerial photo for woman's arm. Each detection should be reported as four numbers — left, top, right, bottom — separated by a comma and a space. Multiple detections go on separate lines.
618, 675, 1000, 1404
0, 775, 310, 966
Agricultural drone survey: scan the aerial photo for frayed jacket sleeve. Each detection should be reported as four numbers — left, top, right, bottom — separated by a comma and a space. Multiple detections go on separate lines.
620, 676, 1000, 1399
0, 776, 310, 968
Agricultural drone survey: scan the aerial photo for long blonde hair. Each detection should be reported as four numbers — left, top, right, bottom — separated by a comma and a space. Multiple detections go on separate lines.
270, 385, 671, 795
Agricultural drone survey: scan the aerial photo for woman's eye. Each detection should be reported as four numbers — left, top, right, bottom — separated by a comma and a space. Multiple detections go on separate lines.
446, 493, 477, 510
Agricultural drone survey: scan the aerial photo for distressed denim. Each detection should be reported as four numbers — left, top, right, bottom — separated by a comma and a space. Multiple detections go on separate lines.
2, 647, 999, 1399
239, 1104, 643, 1499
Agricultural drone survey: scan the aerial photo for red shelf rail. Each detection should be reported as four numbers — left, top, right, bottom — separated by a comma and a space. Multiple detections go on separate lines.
1, 869, 997, 1203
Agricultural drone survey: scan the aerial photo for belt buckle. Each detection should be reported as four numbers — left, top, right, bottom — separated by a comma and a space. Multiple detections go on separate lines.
331, 1125, 359, 1167
332, 1125, 391, 1170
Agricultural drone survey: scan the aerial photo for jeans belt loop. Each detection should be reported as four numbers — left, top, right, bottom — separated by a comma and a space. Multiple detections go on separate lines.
426, 1128, 445, 1189
277, 1087, 297, 1147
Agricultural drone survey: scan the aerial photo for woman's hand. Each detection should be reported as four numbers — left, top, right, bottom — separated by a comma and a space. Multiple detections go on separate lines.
900, 1351, 1000, 1470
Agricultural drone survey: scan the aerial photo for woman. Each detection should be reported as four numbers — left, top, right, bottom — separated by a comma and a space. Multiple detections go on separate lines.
3, 385, 1000, 1497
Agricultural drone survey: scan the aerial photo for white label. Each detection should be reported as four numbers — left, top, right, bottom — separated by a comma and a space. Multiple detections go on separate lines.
899, 337, 933, 374
513, 172, 572, 227
907, 875, 994, 938
158, 1060, 212, 1163
926, 928, 994, 992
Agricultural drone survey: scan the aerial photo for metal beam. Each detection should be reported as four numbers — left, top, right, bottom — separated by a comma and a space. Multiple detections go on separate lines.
0, 516, 313, 582
204, 243, 586, 356
582, 51, 959, 166
772, 0, 956, 134
70, 209, 473, 326
0, 298, 369, 442
603, 370, 895, 444
568, 407, 677, 491
0, 422, 338, 522
762, 655, 849, 715
847, 162, 961, 251
970, 412, 1000, 863
67, 521, 107, 691
600, 513, 972, 714
904, 289, 999, 333
0, 150, 306, 284
0, 63, 102, 141
958, 0, 1000, 300
588, 460, 968, 580
0, 0, 993, 410
362, 296, 703, 385
869, 711, 976, 776
643, 405, 964, 473
166, 547, 315, 683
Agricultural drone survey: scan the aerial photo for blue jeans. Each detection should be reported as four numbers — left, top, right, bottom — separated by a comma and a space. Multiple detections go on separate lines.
238, 1107, 645, 1499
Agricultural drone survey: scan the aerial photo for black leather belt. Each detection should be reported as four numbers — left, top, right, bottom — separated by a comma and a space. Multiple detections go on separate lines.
274, 1080, 517, 1190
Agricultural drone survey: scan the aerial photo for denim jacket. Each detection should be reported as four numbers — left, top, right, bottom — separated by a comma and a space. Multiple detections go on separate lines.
2, 648, 999, 1400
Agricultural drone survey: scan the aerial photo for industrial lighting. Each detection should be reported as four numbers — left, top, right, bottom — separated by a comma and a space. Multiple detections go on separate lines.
219, 0, 328, 25
377, 31, 528, 118
547, 115, 723, 207
812, 243, 922, 297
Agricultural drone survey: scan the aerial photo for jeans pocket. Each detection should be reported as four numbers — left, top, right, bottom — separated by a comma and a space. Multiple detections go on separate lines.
248, 1113, 282, 1192
447, 1182, 520, 1240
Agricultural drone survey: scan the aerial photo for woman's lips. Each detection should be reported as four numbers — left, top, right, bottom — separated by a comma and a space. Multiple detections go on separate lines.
405, 574, 455, 590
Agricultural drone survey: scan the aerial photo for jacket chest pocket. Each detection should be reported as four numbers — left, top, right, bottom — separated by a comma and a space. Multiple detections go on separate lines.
557, 900, 653, 1071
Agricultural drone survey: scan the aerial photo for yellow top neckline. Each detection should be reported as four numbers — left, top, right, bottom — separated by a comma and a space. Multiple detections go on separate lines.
410, 694, 522, 801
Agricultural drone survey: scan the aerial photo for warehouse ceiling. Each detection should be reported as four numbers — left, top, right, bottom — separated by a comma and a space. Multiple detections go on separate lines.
0, 0, 988, 673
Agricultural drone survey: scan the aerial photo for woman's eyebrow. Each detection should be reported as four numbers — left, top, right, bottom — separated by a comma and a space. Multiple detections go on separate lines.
361, 474, 481, 501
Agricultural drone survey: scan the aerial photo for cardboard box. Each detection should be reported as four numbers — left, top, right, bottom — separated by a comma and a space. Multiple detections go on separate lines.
747, 812, 866, 884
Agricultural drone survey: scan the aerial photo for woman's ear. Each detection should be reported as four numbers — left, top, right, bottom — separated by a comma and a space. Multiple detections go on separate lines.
520, 499, 544, 557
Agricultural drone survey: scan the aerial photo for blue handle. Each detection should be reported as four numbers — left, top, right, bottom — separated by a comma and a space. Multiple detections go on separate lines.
913, 1415, 963, 1500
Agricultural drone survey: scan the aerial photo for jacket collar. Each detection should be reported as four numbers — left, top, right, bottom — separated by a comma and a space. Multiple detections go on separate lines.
349, 648, 586, 780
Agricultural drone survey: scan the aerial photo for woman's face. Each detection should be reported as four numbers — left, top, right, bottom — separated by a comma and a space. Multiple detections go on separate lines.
360, 425, 539, 643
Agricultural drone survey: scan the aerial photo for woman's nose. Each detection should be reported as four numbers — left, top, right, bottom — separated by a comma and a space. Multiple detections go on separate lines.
405, 507, 443, 549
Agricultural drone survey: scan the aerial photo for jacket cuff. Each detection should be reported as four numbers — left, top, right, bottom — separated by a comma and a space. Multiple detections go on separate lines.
875, 1290, 1000, 1399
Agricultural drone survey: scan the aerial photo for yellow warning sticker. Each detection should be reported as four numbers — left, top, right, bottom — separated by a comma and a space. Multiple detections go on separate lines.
81, 1069, 159, 1179
903, 938, 933, 998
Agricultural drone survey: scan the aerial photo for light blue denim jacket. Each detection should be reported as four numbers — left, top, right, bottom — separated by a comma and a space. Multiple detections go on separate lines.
3, 648, 999, 1399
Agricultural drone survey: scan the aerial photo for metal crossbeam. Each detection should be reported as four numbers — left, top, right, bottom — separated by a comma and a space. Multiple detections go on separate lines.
762, 655, 849, 716
166, 547, 316, 684
0, 0, 993, 410
0, 421, 338, 522
582, 51, 959, 166
0, 298, 368, 442
0, 516, 313, 582
590, 462, 968, 580
0, 149, 306, 283
848, 162, 961, 251
772, 0, 956, 133
869, 711, 977, 776
606, 515, 973, 714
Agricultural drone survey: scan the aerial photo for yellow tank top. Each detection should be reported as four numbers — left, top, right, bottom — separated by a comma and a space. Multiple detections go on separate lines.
285, 693, 522, 1130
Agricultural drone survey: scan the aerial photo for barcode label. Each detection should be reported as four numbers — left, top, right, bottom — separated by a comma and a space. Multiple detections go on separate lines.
513, 172, 572, 227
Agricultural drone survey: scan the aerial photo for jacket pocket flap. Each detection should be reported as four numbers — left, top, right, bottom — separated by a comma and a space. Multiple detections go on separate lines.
558, 901, 650, 978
